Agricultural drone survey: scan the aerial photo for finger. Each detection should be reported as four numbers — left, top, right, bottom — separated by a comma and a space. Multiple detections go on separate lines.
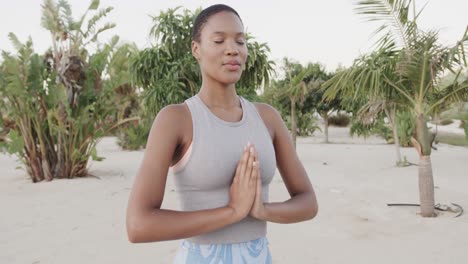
238, 143, 251, 181
235, 144, 249, 178
254, 148, 260, 166
243, 145, 255, 182
256, 166, 262, 195
250, 160, 258, 187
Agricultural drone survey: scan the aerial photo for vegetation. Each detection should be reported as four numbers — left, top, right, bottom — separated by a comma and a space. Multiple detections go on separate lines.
0, 0, 134, 181
323, 0, 468, 216
262, 59, 331, 147
328, 113, 351, 127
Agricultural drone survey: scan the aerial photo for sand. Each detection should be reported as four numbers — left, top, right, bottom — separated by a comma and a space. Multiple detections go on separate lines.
1, 126, 467, 264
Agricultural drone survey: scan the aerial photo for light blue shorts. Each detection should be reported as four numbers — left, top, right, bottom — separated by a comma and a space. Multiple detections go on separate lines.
173, 236, 272, 264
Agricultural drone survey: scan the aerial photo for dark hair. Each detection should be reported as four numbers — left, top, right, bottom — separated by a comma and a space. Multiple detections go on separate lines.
191, 4, 242, 42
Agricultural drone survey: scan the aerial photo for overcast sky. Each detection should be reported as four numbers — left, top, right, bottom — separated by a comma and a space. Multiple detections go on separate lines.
1, 0, 467, 72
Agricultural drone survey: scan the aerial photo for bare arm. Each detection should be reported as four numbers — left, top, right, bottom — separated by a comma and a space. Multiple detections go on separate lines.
254, 103, 318, 224
126, 104, 257, 243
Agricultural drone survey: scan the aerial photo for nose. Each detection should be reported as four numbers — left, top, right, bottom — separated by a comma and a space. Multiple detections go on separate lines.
225, 40, 239, 56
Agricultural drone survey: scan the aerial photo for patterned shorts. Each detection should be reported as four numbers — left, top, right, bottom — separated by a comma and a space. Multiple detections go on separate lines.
173, 236, 272, 264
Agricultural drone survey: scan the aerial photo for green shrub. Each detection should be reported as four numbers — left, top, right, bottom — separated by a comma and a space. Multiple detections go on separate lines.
349, 111, 416, 147
350, 117, 392, 141
328, 113, 351, 127
117, 121, 150, 150
297, 112, 321, 136
396, 111, 415, 147
0, 0, 132, 181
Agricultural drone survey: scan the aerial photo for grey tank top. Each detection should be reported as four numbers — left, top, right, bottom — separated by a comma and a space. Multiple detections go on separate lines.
172, 94, 277, 244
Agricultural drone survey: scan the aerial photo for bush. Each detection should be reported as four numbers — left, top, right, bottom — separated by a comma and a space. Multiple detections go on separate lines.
349, 111, 416, 148
297, 112, 321, 136
0, 48, 112, 181
396, 111, 415, 147
350, 117, 392, 141
328, 113, 351, 127
117, 121, 149, 150
0, 3, 131, 181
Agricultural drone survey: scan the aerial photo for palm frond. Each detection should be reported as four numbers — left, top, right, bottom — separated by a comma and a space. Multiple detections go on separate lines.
357, 99, 387, 124
354, 0, 420, 49
41, 0, 62, 33
427, 71, 468, 114
88, 0, 100, 10
83, 7, 114, 39
7, 33, 23, 52
85, 22, 116, 45
444, 26, 468, 69
57, 0, 74, 30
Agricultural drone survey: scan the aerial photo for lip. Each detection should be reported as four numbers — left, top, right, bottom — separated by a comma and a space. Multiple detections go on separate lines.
224, 60, 241, 66
223, 60, 241, 70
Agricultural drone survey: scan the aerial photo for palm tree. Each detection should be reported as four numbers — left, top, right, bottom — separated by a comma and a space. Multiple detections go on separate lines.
41, 0, 115, 107
324, 0, 468, 217
325, 50, 407, 164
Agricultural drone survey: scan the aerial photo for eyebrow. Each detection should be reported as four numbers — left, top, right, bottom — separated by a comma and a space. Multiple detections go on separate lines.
212, 31, 245, 36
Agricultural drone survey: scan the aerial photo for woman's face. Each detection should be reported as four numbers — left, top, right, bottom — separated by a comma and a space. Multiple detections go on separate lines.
192, 11, 248, 85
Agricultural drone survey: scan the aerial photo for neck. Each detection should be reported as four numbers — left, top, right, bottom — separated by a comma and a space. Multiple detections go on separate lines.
198, 79, 239, 107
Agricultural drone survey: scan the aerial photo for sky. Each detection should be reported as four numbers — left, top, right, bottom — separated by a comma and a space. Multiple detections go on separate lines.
0, 0, 467, 73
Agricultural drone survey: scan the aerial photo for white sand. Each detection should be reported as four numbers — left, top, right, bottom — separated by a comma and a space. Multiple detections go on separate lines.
1, 126, 467, 264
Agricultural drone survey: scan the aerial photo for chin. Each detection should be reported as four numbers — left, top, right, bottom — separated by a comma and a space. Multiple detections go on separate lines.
204, 70, 243, 85
220, 77, 241, 85
219, 72, 243, 85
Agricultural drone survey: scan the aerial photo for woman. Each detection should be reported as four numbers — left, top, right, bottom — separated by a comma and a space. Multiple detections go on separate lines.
126, 4, 318, 263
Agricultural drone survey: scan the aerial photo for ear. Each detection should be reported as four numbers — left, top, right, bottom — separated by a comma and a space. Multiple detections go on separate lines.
191, 41, 200, 61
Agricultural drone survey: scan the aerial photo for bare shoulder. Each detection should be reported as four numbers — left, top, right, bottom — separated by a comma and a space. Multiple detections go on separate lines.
253, 102, 281, 119
153, 103, 189, 126
149, 103, 191, 140
253, 102, 283, 139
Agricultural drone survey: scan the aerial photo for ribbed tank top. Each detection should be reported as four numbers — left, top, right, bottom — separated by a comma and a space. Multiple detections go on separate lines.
171, 94, 277, 244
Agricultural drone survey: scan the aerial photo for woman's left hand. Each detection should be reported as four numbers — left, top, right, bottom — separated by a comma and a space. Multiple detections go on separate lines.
249, 154, 267, 220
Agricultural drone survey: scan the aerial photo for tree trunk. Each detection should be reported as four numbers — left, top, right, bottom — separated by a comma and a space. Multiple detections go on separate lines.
415, 114, 432, 156
385, 107, 402, 166
414, 114, 435, 217
418, 156, 435, 217
324, 113, 329, 143
291, 98, 297, 149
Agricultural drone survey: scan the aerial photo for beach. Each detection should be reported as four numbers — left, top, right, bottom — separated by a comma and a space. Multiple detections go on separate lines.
1, 126, 467, 264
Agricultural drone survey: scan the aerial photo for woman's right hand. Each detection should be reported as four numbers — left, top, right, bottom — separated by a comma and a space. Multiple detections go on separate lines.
227, 143, 258, 221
